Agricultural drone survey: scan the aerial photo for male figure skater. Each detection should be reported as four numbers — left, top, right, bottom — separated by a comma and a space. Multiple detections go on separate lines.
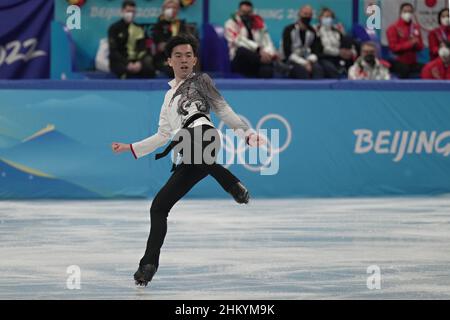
111, 35, 263, 286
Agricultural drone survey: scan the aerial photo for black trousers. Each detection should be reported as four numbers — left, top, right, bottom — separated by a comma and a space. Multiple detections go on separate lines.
390, 61, 423, 79
319, 58, 352, 79
288, 61, 325, 79
110, 54, 156, 79
139, 125, 240, 269
231, 47, 274, 78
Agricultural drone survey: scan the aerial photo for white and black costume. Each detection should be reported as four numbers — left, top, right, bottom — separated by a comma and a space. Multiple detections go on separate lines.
130, 72, 254, 272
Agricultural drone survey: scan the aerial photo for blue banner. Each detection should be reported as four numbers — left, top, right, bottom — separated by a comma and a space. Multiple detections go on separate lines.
0, 0, 53, 79
0, 79, 449, 199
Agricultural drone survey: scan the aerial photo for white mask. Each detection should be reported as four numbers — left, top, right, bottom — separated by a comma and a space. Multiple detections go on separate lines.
441, 17, 450, 26
123, 12, 134, 23
439, 46, 450, 59
321, 17, 333, 27
401, 12, 413, 23
164, 8, 174, 20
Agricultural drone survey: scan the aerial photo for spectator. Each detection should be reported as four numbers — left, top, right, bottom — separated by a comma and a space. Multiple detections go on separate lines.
348, 41, 391, 80
316, 7, 356, 78
428, 8, 450, 61
108, 0, 155, 79
152, 0, 198, 77
224, 1, 277, 78
386, 3, 424, 79
421, 40, 450, 80
281, 5, 324, 79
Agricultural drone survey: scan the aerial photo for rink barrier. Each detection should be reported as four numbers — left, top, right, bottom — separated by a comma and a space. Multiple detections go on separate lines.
1, 79, 450, 91
0, 79, 449, 199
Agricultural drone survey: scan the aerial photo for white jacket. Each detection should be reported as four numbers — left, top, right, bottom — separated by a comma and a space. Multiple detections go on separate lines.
130, 73, 255, 159
348, 57, 391, 80
224, 14, 276, 60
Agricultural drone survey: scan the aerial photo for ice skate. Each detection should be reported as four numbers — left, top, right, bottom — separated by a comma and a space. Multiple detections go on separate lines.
134, 264, 157, 287
228, 182, 250, 204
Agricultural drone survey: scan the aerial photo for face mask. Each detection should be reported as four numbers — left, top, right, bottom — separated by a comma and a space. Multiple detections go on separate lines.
301, 17, 312, 25
164, 8, 174, 20
441, 17, 450, 26
321, 17, 333, 27
401, 12, 412, 23
439, 47, 450, 59
364, 54, 376, 66
241, 14, 251, 23
123, 12, 134, 23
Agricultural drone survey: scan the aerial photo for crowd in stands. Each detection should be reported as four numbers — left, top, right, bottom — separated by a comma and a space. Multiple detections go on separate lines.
107, 0, 450, 80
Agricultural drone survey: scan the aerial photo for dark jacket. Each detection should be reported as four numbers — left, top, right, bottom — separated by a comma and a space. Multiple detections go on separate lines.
108, 19, 147, 76
152, 17, 198, 69
282, 23, 323, 63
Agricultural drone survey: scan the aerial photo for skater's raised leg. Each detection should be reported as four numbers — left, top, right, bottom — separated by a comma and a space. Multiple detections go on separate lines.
181, 125, 250, 203
196, 163, 249, 204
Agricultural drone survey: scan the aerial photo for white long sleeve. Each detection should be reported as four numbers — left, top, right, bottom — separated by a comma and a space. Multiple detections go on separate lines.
235, 34, 259, 52
288, 53, 308, 66
130, 103, 172, 159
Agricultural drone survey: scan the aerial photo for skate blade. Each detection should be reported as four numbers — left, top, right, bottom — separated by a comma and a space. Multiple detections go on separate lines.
135, 279, 148, 287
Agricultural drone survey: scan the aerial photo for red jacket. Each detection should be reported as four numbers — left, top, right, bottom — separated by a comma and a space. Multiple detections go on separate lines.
386, 19, 424, 65
421, 57, 450, 80
428, 26, 450, 60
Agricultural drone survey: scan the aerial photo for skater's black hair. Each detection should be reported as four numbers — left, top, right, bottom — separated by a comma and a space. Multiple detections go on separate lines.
438, 8, 449, 25
165, 34, 199, 58
122, 0, 136, 9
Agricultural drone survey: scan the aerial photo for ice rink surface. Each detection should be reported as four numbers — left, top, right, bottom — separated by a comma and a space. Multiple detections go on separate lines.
1, 197, 450, 300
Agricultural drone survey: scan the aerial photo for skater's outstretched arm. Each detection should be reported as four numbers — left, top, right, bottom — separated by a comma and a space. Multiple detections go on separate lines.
199, 73, 264, 146
112, 102, 172, 159
199, 73, 251, 136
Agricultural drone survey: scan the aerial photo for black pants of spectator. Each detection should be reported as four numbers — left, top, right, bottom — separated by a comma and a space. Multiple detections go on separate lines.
319, 58, 352, 79
111, 54, 156, 79
139, 125, 240, 269
390, 61, 423, 79
288, 62, 324, 79
231, 47, 274, 78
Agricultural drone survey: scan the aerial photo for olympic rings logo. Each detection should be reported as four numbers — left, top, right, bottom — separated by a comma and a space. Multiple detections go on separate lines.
217, 113, 292, 174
